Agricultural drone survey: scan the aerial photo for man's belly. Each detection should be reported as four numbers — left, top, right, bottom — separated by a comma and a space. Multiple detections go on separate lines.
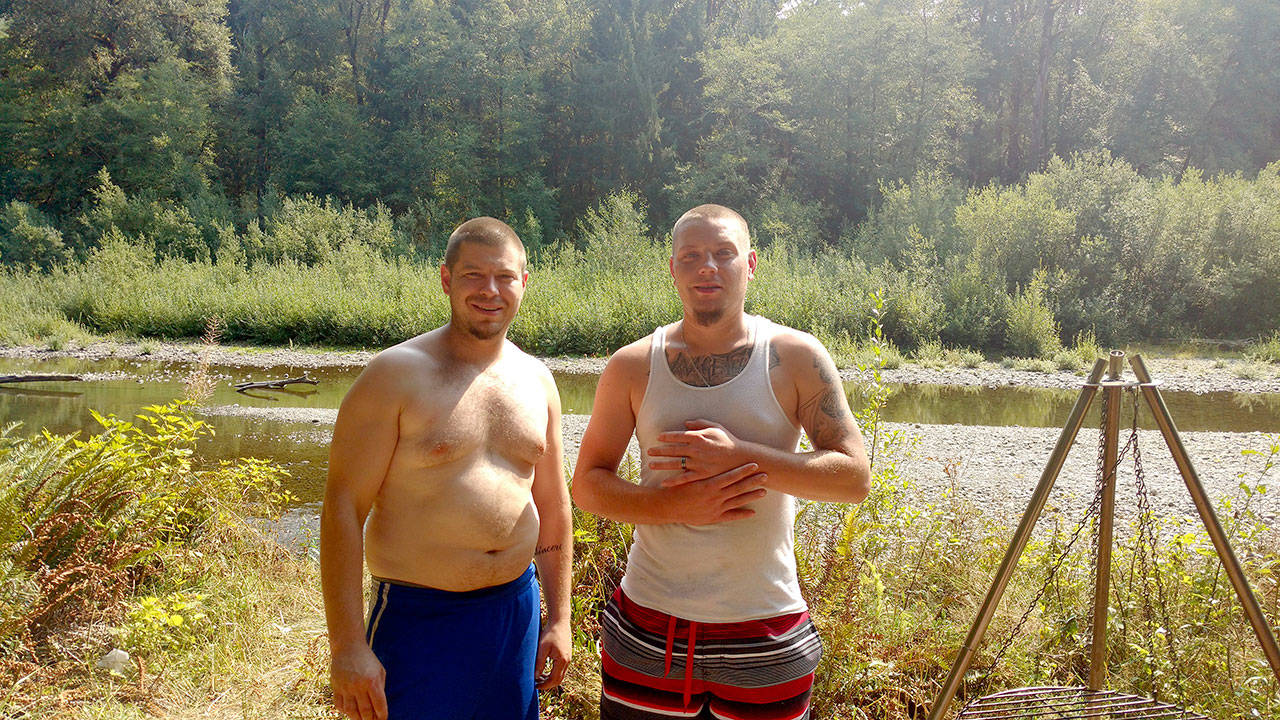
364, 468, 540, 592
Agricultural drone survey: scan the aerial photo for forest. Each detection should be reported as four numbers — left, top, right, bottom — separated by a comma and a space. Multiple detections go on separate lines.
2, 0, 1279, 349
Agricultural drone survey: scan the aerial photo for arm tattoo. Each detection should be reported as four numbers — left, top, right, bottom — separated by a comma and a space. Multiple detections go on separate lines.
798, 358, 848, 448
534, 544, 563, 556
769, 344, 781, 371
667, 345, 752, 387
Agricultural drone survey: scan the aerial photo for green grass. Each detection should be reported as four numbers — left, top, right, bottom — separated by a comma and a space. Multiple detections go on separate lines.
1248, 331, 1280, 363
1001, 356, 1058, 373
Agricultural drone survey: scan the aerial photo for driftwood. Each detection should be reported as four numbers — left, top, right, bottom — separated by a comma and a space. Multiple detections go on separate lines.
0, 374, 83, 384
233, 375, 318, 393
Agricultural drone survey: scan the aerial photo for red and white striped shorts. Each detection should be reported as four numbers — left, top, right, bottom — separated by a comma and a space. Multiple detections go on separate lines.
599, 588, 822, 720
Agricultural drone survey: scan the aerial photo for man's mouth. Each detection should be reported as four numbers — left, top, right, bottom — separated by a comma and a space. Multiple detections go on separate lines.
470, 302, 504, 316
693, 284, 722, 295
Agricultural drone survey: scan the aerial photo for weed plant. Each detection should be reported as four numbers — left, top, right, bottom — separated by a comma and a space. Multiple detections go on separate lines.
913, 341, 984, 370
0, 403, 309, 717
1248, 332, 1280, 364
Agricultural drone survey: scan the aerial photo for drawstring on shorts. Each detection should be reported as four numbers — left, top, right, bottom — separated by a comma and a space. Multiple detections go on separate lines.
661, 615, 699, 709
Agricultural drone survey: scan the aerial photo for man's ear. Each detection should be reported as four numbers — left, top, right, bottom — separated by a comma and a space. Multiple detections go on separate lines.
522, 270, 529, 288
440, 264, 451, 294
746, 250, 758, 280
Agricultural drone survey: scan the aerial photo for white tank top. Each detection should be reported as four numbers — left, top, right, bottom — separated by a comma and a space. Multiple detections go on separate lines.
619, 315, 807, 622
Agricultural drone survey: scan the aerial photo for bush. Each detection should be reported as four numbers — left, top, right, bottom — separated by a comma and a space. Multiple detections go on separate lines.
574, 189, 653, 271
939, 257, 1010, 350
857, 169, 966, 267
1248, 331, 1280, 363
0, 201, 66, 270
74, 169, 211, 262
0, 403, 289, 648
248, 195, 398, 265
1005, 271, 1062, 358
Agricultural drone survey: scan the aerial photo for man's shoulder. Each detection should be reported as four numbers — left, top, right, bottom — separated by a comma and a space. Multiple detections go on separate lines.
604, 334, 655, 372
765, 322, 828, 363
502, 341, 555, 385
368, 333, 440, 373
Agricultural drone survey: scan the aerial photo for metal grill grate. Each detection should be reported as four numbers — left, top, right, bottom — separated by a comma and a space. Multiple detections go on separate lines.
957, 686, 1210, 720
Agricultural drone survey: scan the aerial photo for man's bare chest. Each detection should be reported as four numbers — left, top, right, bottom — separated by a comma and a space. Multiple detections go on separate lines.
399, 376, 548, 470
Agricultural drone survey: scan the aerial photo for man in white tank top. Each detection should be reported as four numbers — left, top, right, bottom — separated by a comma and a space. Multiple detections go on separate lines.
572, 205, 871, 720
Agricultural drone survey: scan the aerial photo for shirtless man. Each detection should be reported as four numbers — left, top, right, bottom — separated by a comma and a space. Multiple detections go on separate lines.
572, 204, 870, 720
321, 217, 572, 720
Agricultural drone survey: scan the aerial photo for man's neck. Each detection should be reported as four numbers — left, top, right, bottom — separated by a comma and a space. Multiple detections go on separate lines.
677, 309, 751, 355
439, 322, 507, 366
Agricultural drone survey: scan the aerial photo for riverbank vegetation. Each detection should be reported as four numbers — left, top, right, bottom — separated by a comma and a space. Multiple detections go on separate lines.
4, 155, 1280, 363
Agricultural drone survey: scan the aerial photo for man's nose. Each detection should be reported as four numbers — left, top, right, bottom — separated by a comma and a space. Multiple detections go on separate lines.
479, 275, 499, 294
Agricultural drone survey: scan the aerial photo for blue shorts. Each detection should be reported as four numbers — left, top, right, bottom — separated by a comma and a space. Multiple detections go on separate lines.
366, 565, 540, 719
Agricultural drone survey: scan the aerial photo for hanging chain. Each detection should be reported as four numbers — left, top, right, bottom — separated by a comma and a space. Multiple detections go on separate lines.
966, 389, 1112, 700
1128, 387, 1188, 705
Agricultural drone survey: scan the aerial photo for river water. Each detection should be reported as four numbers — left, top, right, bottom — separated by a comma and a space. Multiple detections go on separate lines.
2, 356, 1278, 504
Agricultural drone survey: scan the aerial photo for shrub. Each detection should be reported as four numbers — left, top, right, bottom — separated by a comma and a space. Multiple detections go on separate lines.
857, 169, 966, 267
1247, 331, 1280, 363
74, 169, 210, 262
754, 193, 828, 253
1005, 271, 1062, 358
0, 403, 289, 649
248, 195, 398, 265
574, 189, 653, 272
939, 257, 1010, 350
0, 201, 66, 270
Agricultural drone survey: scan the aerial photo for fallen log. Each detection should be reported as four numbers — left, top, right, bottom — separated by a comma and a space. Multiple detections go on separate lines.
0, 374, 83, 384
233, 375, 318, 393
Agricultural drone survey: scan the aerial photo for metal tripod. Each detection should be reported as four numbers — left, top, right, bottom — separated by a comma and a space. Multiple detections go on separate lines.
926, 352, 1280, 719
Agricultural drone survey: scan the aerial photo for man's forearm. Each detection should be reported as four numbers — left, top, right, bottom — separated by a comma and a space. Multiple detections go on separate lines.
574, 468, 680, 525
320, 503, 371, 652
738, 440, 870, 503
533, 517, 573, 623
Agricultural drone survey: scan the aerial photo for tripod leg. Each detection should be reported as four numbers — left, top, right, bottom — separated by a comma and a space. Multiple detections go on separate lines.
1089, 352, 1126, 691
927, 358, 1108, 720
1130, 355, 1280, 684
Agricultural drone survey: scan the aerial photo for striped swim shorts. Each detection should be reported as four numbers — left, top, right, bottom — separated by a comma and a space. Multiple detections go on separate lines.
599, 588, 822, 720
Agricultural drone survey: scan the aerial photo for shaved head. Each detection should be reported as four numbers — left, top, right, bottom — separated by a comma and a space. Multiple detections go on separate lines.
671, 204, 750, 249
444, 217, 527, 271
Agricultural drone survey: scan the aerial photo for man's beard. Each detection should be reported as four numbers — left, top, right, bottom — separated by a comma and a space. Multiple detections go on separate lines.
692, 308, 724, 326
461, 318, 505, 340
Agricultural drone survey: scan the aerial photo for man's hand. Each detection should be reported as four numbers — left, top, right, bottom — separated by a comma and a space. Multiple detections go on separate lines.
534, 617, 571, 689
664, 462, 767, 524
647, 419, 748, 485
331, 644, 388, 720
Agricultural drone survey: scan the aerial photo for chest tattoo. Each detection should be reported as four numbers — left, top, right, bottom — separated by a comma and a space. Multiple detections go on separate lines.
668, 345, 753, 387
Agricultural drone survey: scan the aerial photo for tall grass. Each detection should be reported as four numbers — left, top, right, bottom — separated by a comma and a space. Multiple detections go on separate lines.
0, 226, 892, 357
